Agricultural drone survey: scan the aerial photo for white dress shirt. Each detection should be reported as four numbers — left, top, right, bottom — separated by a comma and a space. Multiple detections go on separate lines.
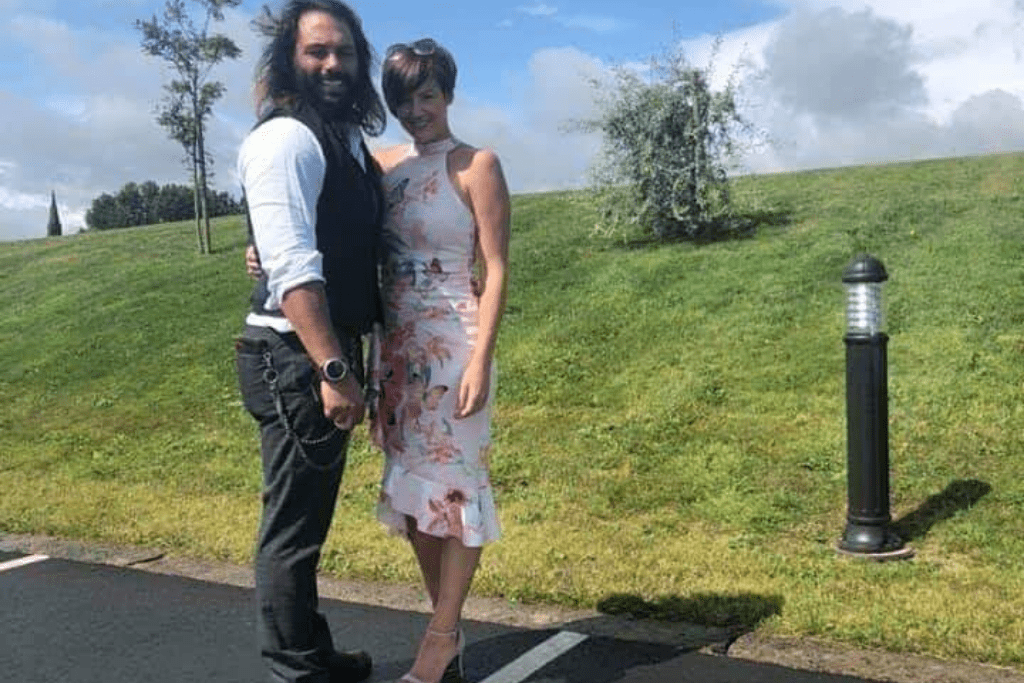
237, 116, 366, 331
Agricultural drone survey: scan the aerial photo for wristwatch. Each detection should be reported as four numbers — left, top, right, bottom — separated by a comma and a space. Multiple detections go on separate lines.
319, 357, 349, 384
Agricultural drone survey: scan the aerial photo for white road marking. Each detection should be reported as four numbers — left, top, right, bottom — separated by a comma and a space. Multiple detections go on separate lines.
0, 554, 49, 573
479, 630, 589, 683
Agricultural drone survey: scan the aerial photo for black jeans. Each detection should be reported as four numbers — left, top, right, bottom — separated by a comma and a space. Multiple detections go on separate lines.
236, 324, 363, 683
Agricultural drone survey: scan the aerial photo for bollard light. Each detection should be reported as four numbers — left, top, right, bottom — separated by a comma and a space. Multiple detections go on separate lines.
844, 273, 885, 336
837, 255, 913, 560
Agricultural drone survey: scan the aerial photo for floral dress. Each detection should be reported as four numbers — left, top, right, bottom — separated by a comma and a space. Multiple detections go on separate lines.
372, 137, 500, 547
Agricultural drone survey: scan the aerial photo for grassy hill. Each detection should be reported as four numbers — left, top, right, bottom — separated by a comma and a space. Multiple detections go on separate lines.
2, 153, 1023, 668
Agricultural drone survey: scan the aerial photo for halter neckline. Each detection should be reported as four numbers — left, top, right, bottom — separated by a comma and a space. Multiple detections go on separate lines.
414, 136, 459, 157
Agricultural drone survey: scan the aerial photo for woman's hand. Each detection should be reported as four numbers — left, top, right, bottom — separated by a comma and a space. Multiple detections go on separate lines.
451, 146, 508, 422
455, 356, 491, 419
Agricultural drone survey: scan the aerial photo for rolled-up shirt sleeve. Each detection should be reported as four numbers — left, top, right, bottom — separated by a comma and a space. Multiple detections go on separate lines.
237, 117, 326, 311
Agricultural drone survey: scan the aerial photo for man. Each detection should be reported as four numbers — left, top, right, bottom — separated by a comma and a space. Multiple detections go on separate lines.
234, 2, 386, 681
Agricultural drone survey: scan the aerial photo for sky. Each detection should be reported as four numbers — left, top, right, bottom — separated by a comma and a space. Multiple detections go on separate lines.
1, 0, 1023, 241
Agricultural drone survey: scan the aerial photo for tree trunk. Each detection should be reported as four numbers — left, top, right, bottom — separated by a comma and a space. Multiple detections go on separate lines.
197, 121, 212, 254
191, 147, 205, 254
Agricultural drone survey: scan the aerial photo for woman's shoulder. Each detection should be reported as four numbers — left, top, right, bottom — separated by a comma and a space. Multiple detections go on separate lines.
450, 142, 501, 175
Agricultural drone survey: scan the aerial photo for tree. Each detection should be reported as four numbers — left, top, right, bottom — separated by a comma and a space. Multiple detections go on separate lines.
136, 0, 241, 254
139, 180, 161, 224
577, 43, 753, 241
157, 183, 196, 222
116, 182, 147, 227
85, 180, 241, 230
207, 188, 243, 217
85, 193, 126, 230
47, 191, 62, 237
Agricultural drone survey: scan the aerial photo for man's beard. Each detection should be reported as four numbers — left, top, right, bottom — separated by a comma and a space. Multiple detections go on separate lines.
296, 69, 358, 121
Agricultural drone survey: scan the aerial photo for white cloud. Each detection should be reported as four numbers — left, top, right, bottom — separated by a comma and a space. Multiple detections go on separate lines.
0, 185, 49, 212
3, 0, 1024, 242
512, 4, 626, 33
948, 88, 1024, 153
517, 3, 558, 18
0, 5, 254, 241
516, 47, 606, 189
44, 95, 89, 120
683, 1, 1024, 172
764, 7, 927, 121
775, 0, 1024, 114
439, 47, 604, 194
558, 15, 626, 33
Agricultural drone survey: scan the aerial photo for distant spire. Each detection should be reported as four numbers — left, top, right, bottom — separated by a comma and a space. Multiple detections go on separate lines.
47, 190, 62, 237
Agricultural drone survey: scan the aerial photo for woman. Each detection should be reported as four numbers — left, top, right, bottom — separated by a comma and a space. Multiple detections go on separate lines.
371, 38, 510, 683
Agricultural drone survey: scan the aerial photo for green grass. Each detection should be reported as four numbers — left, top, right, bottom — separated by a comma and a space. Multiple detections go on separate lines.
2, 152, 1023, 668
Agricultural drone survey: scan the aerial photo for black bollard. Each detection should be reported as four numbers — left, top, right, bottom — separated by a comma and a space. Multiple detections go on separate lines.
837, 255, 913, 560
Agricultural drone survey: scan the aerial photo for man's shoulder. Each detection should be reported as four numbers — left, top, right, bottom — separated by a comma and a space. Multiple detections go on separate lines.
246, 116, 318, 146
240, 116, 324, 167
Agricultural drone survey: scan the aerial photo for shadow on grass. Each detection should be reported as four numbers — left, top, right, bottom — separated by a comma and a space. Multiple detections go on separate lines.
892, 478, 992, 542
596, 591, 784, 630
618, 208, 793, 250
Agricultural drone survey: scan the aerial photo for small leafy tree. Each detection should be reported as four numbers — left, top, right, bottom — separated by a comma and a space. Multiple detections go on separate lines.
136, 0, 241, 254
578, 43, 751, 241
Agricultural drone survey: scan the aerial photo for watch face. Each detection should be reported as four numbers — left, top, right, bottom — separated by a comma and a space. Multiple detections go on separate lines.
324, 359, 347, 381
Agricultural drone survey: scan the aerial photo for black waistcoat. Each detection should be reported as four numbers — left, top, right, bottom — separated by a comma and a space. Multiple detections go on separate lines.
248, 101, 384, 334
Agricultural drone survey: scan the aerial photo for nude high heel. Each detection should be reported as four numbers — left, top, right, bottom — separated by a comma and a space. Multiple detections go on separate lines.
440, 628, 465, 683
400, 628, 465, 683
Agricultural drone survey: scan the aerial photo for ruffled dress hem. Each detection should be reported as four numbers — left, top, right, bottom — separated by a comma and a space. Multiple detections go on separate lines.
376, 460, 500, 548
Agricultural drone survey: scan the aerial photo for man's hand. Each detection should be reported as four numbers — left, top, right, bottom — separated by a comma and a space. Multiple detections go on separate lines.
279, 283, 362, 429
245, 244, 264, 279
322, 375, 365, 431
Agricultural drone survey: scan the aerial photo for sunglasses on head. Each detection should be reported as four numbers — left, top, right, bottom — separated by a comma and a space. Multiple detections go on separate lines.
385, 38, 438, 60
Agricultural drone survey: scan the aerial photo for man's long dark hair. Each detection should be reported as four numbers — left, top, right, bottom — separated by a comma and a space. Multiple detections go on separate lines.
253, 0, 386, 136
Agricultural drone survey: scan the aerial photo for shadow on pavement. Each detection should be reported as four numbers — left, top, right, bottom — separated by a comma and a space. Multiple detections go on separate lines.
556, 591, 788, 656
458, 592, 783, 683
464, 628, 684, 683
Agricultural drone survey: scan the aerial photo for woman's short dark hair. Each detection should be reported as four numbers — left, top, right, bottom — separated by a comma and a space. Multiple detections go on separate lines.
381, 39, 457, 117
252, 0, 386, 136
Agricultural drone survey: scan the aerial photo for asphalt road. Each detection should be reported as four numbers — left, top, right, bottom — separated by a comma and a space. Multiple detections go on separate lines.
0, 548, 896, 683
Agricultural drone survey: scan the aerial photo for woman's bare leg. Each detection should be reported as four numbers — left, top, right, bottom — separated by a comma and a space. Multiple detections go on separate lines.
403, 524, 482, 682
407, 518, 443, 608
431, 537, 481, 631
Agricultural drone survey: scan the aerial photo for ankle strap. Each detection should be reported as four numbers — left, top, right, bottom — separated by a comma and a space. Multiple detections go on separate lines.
426, 628, 459, 638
